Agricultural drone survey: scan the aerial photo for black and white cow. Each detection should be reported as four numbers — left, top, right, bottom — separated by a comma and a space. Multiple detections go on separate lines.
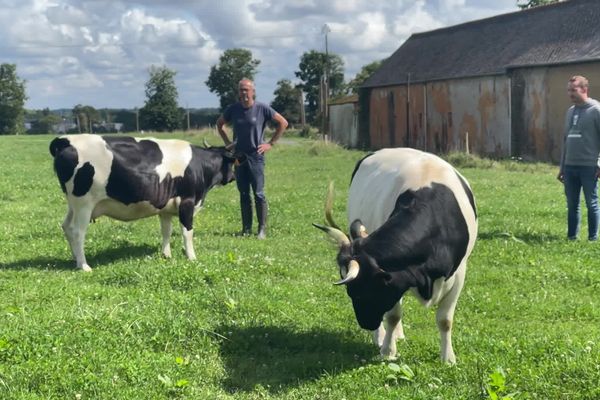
314, 147, 477, 363
49, 134, 242, 271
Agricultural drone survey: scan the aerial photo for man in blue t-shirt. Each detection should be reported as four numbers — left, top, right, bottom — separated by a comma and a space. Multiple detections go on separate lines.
217, 78, 288, 239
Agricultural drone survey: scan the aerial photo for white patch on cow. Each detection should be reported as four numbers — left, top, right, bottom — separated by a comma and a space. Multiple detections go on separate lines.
139, 138, 193, 182
62, 134, 113, 196
92, 199, 162, 221
162, 197, 182, 215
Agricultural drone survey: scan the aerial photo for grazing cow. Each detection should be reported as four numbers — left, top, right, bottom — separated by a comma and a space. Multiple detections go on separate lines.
49, 134, 242, 271
314, 147, 477, 363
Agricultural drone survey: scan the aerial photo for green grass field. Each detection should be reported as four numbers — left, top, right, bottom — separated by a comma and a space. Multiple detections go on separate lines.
0, 133, 599, 399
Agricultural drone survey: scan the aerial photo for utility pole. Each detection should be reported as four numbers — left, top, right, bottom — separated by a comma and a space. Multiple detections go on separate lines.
298, 89, 306, 128
135, 108, 139, 132
186, 102, 190, 131
321, 23, 331, 138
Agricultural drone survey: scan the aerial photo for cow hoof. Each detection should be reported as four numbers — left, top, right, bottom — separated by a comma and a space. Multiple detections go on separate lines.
441, 355, 456, 365
380, 346, 397, 360
379, 352, 398, 361
80, 265, 93, 272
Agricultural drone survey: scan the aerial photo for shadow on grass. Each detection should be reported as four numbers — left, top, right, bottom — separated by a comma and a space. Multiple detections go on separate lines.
0, 244, 156, 271
478, 230, 563, 244
217, 324, 374, 395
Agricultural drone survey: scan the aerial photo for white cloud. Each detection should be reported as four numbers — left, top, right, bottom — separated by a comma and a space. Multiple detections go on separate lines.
45, 3, 90, 26
0, 0, 517, 109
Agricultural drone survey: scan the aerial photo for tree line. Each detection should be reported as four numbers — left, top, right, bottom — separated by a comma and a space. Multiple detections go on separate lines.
0, 48, 381, 135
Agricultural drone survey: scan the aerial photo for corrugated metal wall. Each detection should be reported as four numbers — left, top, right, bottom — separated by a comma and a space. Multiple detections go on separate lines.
368, 84, 426, 150
511, 62, 600, 163
329, 102, 358, 148
427, 77, 510, 156
368, 77, 510, 156
363, 61, 600, 161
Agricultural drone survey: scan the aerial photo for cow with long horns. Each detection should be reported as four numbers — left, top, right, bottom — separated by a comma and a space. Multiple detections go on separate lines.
314, 147, 477, 363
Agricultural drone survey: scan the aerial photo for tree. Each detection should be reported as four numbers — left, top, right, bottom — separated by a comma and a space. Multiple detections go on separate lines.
517, 0, 560, 9
347, 60, 383, 94
295, 50, 344, 123
113, 109, 137, 132
0, 63, 27, 135
270, 79, 301, 126
139, 65, 181, 132
28, 108, 61, 134
205, 49, 261, 111
72, 104, 99, 133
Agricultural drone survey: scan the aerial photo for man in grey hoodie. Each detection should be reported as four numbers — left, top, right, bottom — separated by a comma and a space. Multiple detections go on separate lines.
557, 75, 600, 241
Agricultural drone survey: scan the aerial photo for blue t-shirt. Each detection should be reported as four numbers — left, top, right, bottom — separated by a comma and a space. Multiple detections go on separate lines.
223, 101, 276, 154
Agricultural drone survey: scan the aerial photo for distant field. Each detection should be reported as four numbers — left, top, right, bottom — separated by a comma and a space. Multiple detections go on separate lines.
0, 133, 599, 399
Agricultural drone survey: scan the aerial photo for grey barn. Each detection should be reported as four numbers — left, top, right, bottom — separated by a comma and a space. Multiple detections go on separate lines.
357, 0, 600, 162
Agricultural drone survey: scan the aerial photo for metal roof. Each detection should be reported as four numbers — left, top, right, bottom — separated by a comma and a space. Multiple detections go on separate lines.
362, 0, 600, 88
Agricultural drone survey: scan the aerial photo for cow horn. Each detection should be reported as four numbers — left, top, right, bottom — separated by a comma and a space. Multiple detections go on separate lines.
225, 140, 237, 151
202, 138, 210, 148
334, 259, 359, 285
325, 181, 341, 230
312, 223, 350, 246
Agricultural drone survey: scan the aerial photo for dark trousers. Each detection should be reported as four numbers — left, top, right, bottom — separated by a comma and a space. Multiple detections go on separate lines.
235, 154, 267, 232
235, 154, 266, 205
563, 165, 599, 240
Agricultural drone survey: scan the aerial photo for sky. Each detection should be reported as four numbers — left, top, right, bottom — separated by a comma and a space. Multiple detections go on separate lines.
1, 0, 520, 110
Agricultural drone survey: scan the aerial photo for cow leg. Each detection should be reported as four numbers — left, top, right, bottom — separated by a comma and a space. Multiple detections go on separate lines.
380, 300, 405, 359
180, 226, 196, 260
66, 202, 94, 272
436, 267, 466, 364
372, 326, 385, 348
159, 214, 173, 258
61, 205, 76, 258
179, 199, 196, 260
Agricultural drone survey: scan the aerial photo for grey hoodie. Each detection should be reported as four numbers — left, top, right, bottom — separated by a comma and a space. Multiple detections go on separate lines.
560, 98, 600, 170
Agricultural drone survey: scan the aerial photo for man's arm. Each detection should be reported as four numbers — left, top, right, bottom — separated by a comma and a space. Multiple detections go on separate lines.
216, 115, 232, 146
268, 112, 288, 146
257, 112, 288, 154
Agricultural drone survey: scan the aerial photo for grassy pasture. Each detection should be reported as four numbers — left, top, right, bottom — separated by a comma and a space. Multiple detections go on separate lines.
0, 133, 599, 399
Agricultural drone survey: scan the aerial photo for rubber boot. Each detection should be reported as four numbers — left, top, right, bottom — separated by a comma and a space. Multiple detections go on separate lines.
256, 201, 268, 240
240, 200, 252, 236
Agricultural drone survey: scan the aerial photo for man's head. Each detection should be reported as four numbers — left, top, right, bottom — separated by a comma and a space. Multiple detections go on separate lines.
238, 78, 255, 108
567, 75, 589, 105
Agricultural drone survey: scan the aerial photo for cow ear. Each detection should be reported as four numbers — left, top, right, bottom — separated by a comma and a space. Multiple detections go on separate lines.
349, 219, 368, 240
375, 270, 393, 286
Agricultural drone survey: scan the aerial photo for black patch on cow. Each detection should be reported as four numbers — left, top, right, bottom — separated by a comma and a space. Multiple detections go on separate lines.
73, 162, 95, 197
350, 183, 470, 304
50, 137, 78, 193
104, 137, 178, 208
455, 170, 477, 219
